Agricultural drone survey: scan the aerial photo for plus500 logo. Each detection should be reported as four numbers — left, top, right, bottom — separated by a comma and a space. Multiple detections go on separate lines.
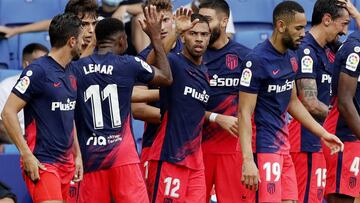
51, 98, 76, 111
267, 80, 294, 93
209, 74, 239, 87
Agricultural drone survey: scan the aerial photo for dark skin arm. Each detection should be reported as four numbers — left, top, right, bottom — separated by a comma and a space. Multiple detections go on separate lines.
337, 72, 360, 139
131, 85, 161, 124
297, 78, 329, 120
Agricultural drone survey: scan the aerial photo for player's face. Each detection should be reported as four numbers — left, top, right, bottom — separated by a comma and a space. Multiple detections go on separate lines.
160, 10, 174, 39
199, 8, 222, 46
283, 12, 306, 50
79, 13, 97, 49
183, 22, 210, 57
328, 9, 350, 43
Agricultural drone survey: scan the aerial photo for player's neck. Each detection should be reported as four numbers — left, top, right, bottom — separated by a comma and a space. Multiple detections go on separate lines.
182, 49, 202, 66
48, 48, 72, 69
209, 34, 229, 49
270, 33, 287, 54
309, 26, 327, 48
97, 44, 119, 55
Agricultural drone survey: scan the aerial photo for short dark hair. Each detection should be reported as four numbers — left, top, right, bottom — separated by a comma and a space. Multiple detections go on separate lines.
22, 43, 48, 61
95, 18, 125, 42
65, 0, 98, 19
273, 1, 305, 25
311, 0, 346, 26
144, 0, 173, 12
191, 13, 210, 27
49, 13, 82, 48
199, 0, 230, 18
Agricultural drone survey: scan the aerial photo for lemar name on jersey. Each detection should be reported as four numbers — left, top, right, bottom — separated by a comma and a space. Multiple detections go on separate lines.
83, 63, 114, 75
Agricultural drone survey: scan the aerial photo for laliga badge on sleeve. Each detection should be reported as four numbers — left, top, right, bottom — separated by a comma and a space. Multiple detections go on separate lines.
15, 76, 30, 94
345, 53, 360, 72
240, 68, 252, 87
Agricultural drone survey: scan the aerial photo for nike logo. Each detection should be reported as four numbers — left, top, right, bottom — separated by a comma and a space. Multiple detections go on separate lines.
272, 69, 280, 75
53, 82, 61, 87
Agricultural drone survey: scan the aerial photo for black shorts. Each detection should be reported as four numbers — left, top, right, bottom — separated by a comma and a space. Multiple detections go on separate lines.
0, 181, 16, 202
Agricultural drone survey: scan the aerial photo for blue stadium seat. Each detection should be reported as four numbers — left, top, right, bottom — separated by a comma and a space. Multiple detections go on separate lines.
172, 0, 191, 11
132, 118, 144, 154
0, 0, 62, 25
0, 40, 10, 69
275, 0, 315, 22
18, 31, 51, 67
59, 0, 68, 11
0, 69, 21, 81
229, 0, 276, 24
234, 26, 273, 49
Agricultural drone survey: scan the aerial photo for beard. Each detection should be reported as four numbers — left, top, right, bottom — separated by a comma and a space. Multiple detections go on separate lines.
71, 47, 81, 61
282, 31, 299, 51
209, 25, 221, 46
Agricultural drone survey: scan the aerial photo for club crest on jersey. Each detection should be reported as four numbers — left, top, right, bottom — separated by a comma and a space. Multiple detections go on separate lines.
301, 56, 313, 73
317, 189, 323, 201
183, 86, 209, 103
226, 54, 238, 70
240, 68, 252, 87
349, 176, 357, 189
267, 183, 276, 194
326, 48, 335, 63
346, 53, 360, 71
69, 75, 77, 90
290, 57, 298, 72
15, 76, 30, 94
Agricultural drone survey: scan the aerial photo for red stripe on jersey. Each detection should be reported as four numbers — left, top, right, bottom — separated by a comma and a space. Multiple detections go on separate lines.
289, 119, 301, 152
323, 97, 339, 134
148, 112, 169, 161
25, 119, 37, 152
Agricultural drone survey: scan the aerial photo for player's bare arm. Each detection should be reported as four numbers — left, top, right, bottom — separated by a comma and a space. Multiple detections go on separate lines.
337, 72, 360, 138
131, 86, 161, 124
205, 111, 238, 136
297, 78, 329, 120
288, 84, 344, 154
72, 124, 83, 183
0, 19, 51, 38
146, 7, 199, 65
1, 93, 46, 182
238, 91, 259, 191
139, 5, 172, 86
131, 86, 159, 103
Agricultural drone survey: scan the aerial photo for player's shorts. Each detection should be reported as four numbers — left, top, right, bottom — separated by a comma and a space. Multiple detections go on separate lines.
0, 181, 17, 202
291, 152, 326, 203
255, 153, 298, 203
145, 160, 206, 203
203, 152, 255, 203
323, 141, 360, 198
67, 181, 80, 203
79, 163, 149, 203
22, 163, 74, 203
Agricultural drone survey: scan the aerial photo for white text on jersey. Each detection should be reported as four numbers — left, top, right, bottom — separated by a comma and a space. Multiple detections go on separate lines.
51, 99, 76, 111
183, 86, 209, 103
267, 80, 294, 93
86, 134, 122, 146
209, 74, 240, 87
83, 64, 113, 75
321, 74, 332, 84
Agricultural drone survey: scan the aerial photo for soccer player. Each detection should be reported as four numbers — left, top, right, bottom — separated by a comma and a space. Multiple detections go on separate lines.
144, 13, 210, 202
288, 1, 350, 202
197, 0, 253, 202
70, 5, 172, 202
1, 13, 83, 203
238, 1, 344, 202
322, 30, 360, 203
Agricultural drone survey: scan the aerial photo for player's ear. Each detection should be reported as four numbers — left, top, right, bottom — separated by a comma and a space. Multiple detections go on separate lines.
221, 16, 228, 30
277, 19, 286, 33
180, 32, 185, 44
69, 36, 77, 48
322, 13, 332, 26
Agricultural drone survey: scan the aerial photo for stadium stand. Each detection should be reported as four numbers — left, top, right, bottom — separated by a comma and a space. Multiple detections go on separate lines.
0, 40, 10, 69
234, 26, 272, 49
229, 0, 275, 23
18, 31, 51, 66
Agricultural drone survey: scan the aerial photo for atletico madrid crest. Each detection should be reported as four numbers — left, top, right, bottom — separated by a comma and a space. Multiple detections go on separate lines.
290, 57, 298, 72
226, 54, 238, 70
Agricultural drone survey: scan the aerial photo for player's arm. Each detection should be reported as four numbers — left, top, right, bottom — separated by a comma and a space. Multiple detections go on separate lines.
112, 3, 143, 20
0, 20, 51, 38
297, 78, 329, 120
288, 84, 344, 153
238, 91, 259, 191
145, 7, 198, 65
1, 93, 46, 182
131, 86, 161, 124
0, 120, 12, 143
204, 111, 238, 136
72, 124, 83, 182
131, 86, 159, 103
337, 72, 360, 138
338, 0, 360, 28
138, 6, 172, 86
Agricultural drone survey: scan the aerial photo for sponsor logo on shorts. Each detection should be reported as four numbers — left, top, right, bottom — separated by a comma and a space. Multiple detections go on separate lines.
267, 183, 276, 194
69, 185, 77, 198
164, 198, 173, 203
349, 176, 357, 189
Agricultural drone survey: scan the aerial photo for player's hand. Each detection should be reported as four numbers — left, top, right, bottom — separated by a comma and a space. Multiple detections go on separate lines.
321, 132, 344, 155
214, 114, 238, 136
241, 158, 259, 191
22, 153, 47, 183
112, 5, 128, 21
138, 5, 163, 40
0, 25, 18, 38
73, 154, 83, 182
175, 7, 199, 35
337, 0, 360, 19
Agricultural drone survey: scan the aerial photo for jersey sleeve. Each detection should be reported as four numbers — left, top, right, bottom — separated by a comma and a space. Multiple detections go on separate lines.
131, 56, 155, 84
340, 43, 360, 78
296, 46, 318, 80
137, 45, 152, 61
11, 64, 45, 102
238, 54, 264, 94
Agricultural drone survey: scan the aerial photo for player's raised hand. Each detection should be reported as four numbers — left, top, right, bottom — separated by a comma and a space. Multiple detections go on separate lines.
337, 0, 360, 18
214, 114, 238, 136
73, 154, 83, 182
138, 5, 163, 40
241, 159, 259, 191
321, 132, 344, 155
175, 7, 199, 35
22, 153, 47, 182
0, 25, 18, 38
